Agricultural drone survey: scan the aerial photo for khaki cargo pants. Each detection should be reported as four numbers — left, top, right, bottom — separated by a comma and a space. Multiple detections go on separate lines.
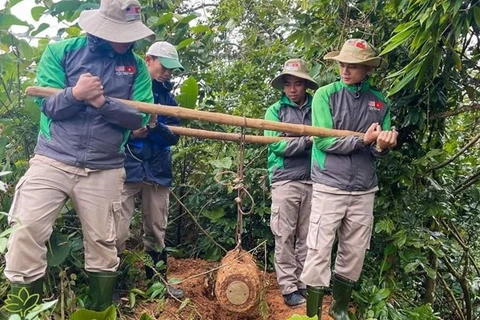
5, 155, 124, 283
300, 183, 375, 287
115, 182, 170, 253
270, 181, 312, 295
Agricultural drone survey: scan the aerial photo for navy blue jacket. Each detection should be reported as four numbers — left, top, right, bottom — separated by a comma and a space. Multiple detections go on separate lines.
124, 80, 180, 186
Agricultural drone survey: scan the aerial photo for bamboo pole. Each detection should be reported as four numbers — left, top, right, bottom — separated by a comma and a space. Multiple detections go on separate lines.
26, 86, 364, 138
167, 126, 290, 144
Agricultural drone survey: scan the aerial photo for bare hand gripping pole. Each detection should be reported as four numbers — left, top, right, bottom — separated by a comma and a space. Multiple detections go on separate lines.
25, 86, 364, 144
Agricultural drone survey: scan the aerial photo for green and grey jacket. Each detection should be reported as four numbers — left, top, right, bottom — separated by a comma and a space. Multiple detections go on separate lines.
264, 94, 313, 184
311, 80, 391, 191
34, 35, 151, 169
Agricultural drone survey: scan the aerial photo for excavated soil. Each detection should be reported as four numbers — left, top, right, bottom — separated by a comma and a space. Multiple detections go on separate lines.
122, 257, 335, 320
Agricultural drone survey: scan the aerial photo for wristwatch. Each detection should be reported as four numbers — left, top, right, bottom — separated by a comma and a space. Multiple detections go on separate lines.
146, 122, 157, 129
374, 143, 383, 153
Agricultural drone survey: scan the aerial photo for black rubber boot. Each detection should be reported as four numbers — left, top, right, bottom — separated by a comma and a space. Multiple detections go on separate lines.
145, 250, 184, 299
5, 278, 43, 318
145, 250, 163, 280
329, 274, 355, 320
306, 286, 324, 318
88, 271, 118, 311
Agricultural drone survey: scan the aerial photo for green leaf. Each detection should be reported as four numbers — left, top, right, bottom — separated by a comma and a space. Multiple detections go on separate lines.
49, 0, 83, 15
474, 6, 480, 26
70, 305, 117, 320
201, 207, 225, 221
129, 291, 136, 308
31, 23, 50, 37
381, 22, 418, 55
404, 261, 420, 273
176, 76, 198, 109
0, 237, 8, 253
31, 6, 47, 21
177, 38, 194, 50
0, 14, 30, 29
47, 231, 71, 267
388, 64, 421, 96
178, 14, 197, 26
225, 18, 236, 30
139, 313, 155, 320
191, 25, 210, 33
17, 40, 34, 60
209, 157, 232, 169
0, 224, 22, 240
25, 300, 58, 320
374, 219, 394, 235
65, 26, 81, 37
157, 13, 174, 25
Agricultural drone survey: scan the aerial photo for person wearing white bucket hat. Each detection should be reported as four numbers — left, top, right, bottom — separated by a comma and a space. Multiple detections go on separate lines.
264, 58, 318, 307
300, 39, 398, 319
3, 0, 156, 315
116, 41, 184, 300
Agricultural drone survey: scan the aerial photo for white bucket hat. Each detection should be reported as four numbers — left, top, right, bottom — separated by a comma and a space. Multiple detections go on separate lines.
271, 59, 318, 90
324, 39, 386, 68
146, 41, 185, 71
79, 0, 155, 43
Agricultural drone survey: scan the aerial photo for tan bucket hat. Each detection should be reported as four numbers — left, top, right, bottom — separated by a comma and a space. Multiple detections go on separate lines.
271, 59, 319, 90
324, 39, 386, 68
79, 0, 156, 43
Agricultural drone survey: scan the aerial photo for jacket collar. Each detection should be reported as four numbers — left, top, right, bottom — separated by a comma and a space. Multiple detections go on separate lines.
87, 34, 133, 57
152, 79, 173, 93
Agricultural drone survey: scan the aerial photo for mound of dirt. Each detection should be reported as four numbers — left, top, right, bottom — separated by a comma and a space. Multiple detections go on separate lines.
126, 257, 334, 320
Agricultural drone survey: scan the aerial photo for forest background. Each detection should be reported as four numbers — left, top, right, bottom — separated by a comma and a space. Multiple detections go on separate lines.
0, 0, 479, 319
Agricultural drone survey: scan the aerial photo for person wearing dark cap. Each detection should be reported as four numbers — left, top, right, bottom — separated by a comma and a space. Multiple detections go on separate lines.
115, 41, 184, 299
300, 39, 398, 319
3, 0, 155, 315
264, 58, 318, 307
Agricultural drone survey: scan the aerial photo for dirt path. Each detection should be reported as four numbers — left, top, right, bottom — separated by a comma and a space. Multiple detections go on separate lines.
125, 258, 334, 320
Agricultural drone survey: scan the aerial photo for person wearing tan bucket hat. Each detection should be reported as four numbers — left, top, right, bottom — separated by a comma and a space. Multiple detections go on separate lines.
264, 58, 318, 307
3, 0, 155, 315
300, 39, 398, 319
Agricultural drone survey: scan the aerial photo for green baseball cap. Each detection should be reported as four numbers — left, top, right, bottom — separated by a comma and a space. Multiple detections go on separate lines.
146, 41, 184, 71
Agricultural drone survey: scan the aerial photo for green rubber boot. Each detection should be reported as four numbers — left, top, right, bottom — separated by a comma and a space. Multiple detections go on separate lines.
329, 274, 355, 320
88, 271, 118, 311
306, 286, 324, 318
4, 278, 44, 318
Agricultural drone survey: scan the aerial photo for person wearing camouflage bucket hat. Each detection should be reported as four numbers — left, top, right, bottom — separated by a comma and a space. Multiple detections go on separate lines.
4, 0, 156, 314
300, 39, 397, 319
264, 58, 318, 307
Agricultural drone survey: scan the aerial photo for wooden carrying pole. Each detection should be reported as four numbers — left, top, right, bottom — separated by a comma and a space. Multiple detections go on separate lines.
26, 86, 364, 140
167, 126, 290, 144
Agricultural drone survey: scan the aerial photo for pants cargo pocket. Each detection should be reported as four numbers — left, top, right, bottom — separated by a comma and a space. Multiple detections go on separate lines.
270, 206, 281, 237
108, 201, 122, 243
306, 213, 321, 249
8, 176, 27, 225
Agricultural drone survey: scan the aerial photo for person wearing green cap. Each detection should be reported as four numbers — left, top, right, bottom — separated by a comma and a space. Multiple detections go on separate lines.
115, 41, 184, 299
264, 58, 319, 307
300, 39, 398, 319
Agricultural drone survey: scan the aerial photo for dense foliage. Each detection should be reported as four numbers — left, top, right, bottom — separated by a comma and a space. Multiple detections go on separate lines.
0, 0, 479, 319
